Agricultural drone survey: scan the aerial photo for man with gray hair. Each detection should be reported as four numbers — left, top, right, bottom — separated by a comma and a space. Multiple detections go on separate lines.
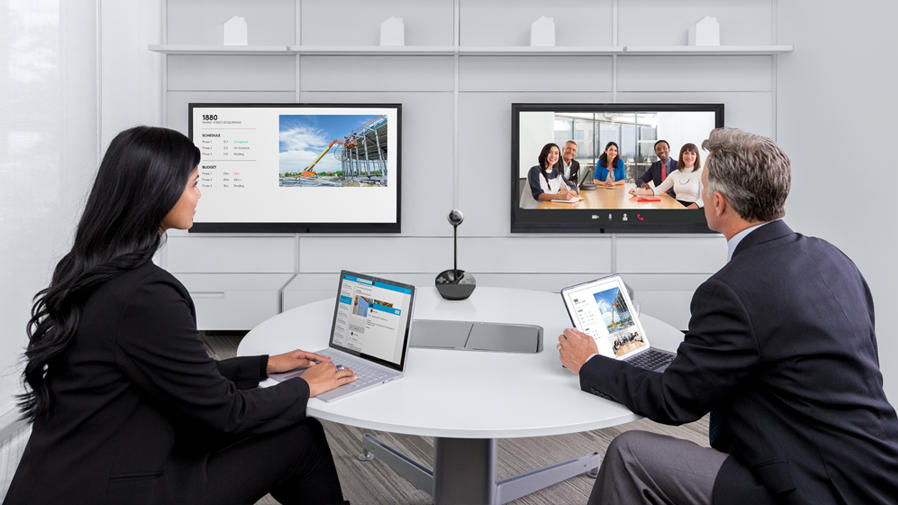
557, 128, 898, 505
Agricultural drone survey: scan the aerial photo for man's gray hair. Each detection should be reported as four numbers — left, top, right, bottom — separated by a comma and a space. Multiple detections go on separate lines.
702, 128, 791, 222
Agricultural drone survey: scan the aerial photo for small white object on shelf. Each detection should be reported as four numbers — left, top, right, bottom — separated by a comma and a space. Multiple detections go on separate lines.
688, 16, 720, 46
380, 17, 405, 46
530, 17, 556, 47
223, 16, 248, 46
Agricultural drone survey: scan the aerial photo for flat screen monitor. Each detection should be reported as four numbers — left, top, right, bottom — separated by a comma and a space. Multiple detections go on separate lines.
512, 103, 723, 233
188, 103, 401, 233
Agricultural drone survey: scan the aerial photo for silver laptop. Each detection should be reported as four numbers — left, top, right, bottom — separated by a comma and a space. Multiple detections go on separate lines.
270, 271, 416, 402
561, 275, 675, 372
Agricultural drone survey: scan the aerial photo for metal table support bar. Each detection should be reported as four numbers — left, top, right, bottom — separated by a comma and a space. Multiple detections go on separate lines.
359, 434, 602, 505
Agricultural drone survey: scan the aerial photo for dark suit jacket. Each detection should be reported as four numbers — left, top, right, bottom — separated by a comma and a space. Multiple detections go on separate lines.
580, 221, 898, 505
560, 159, 581, 187
636, 158, 677, 196
5, 262, 311, 505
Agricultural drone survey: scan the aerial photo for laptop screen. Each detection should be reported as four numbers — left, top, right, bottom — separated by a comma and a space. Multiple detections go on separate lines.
329, 271, 415, 371
561, 275, 651, 360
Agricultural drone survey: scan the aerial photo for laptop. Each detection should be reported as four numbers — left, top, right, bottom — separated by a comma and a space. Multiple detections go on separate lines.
270, 271, 416, 402
561, 275, 675, 372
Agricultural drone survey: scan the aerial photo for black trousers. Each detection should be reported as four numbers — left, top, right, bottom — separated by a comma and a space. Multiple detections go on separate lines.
202, 417, 345, 505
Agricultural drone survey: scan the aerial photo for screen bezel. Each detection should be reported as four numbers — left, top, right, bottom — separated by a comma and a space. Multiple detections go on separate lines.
328, 270, 416, 372
560, 274, 652, 361
187, 103, 402, 233
511, 103, 724, 234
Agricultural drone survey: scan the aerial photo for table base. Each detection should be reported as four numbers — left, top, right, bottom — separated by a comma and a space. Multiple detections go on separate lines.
359, 433, 601, 505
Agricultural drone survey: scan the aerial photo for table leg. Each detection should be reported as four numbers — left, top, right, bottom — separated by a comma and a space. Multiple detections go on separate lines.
433, 438, 497, 504
359, 434, 602, 505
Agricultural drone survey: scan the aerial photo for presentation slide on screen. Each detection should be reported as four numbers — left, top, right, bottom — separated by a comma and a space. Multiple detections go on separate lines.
332, 275, 411, 365
564, 283, 647, 359
190, 106, 398, 224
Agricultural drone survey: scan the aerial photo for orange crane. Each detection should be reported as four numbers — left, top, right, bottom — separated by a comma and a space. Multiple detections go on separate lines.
300, 139, 344, 178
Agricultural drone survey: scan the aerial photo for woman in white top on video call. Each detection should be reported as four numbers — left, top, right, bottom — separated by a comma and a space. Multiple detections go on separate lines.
630, 142, 703, 208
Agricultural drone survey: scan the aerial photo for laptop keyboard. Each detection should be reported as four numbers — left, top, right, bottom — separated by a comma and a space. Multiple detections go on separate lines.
317, 349, 395, 391
626, 349, 675, 372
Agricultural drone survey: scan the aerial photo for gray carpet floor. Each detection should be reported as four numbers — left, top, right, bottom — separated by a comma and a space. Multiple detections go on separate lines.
202, 334, 710, 505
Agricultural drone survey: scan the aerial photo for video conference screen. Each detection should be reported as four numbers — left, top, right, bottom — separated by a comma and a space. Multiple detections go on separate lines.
511, 103, 723, 233
188, 103, 401, 233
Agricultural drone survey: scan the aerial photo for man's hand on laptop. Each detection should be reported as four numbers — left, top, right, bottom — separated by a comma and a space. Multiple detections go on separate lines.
301, 362, 357, 397
267, 349, 331, 374
557, 328, 598, 375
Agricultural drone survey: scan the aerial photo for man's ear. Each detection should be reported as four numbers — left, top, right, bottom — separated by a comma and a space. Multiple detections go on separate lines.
713, 190, 727, 218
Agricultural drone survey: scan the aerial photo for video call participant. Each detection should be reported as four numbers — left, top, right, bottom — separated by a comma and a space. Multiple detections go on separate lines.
636, 139, 677, 196
528, 142, 578, 201
560, 140, 581, 187
558, 128, 898, 505
629, 143, 703, 208
593, 141, 626, 187
5, 126, 355, 505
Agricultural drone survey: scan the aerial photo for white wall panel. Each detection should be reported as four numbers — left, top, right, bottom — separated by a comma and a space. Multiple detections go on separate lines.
459, 0, 614, 47
616, 236, 726, 274
619, 0, 774, 46
300, 91, 453, 236
167, 0, 295, 45
300, 56, 453, 92
459, 56, 613, 92
166, 236, 296, 273
464, 238, 611, 273
301, 0, 453, 46
617, 56, 772, 92
168, 55, 296, 91
299, 237, 446, 272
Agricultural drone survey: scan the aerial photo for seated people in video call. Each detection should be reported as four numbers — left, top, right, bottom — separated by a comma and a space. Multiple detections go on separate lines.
557, 128, 898, 505
528, 142, 578, 201
593, 141, 626, 187
560, 140, 581, 187
630, 143, 704, 208
635, 139, 677, 196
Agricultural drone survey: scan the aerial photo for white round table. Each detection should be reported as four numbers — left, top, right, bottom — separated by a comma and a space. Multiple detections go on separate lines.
238, 286, 684, 504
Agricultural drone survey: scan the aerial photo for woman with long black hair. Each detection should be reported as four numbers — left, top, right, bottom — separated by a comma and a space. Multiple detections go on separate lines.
5, 126, 354, 505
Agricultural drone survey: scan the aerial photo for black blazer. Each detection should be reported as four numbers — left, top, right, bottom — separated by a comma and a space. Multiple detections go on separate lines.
635, 158, 677, 196
560, 159, 581, 187
4, 262, 311, 505
580, 221, 898, 505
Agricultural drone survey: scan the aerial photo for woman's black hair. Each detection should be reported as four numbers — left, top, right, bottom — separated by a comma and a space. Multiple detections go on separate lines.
598, 141, 620, 169
537, 143, 560, 187
18, 126, 200, 421
677, 143, 701, 173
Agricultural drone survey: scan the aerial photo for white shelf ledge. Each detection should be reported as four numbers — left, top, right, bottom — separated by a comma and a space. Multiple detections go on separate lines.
148, 44, 291, 55
458, 46, 623, 56
289, 45, 456, 55
149, 44, 792, 57
623, 45, 793, 55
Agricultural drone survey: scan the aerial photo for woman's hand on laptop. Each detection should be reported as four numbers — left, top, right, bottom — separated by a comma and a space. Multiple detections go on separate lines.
267, 349, 332, 374
300, 362, 357, 397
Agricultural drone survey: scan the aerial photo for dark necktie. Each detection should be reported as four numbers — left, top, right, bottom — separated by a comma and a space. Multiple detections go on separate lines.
709, 409, 721, 445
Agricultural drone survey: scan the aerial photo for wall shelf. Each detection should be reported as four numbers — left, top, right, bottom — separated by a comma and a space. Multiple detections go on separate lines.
148, 44, 291, 55
151, 44, 791, 57
458, 46, 623, 56
623, 45, 793, 55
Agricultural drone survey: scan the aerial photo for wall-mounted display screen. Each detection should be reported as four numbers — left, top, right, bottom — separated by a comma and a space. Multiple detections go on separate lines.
188, 103, 401, 233
512, 103, 723, 233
